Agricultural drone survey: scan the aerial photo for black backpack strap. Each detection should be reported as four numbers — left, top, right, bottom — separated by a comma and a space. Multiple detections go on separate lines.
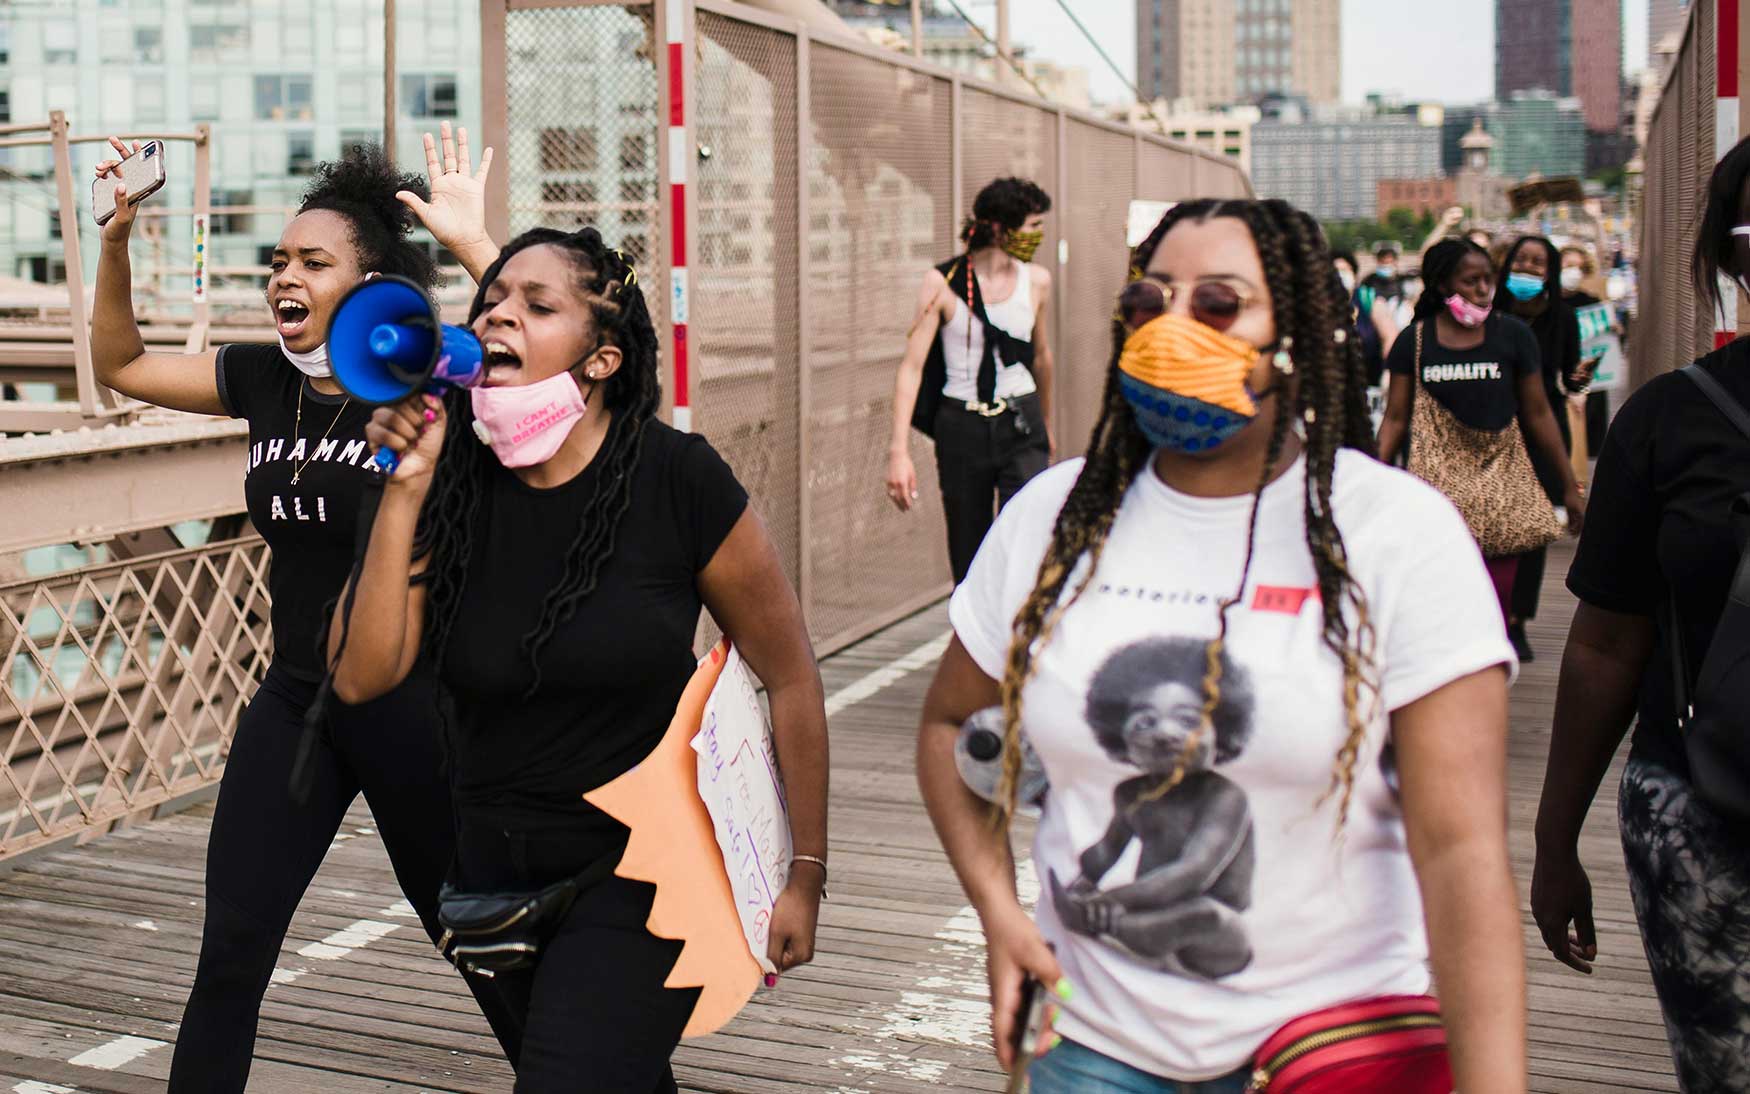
1680, 363, 1750, 441
1667, 364, 1750, 732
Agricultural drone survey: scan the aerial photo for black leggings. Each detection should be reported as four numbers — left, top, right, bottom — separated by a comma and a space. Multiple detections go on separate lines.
455, 820, 701, 1093
168, 661, 520, 1092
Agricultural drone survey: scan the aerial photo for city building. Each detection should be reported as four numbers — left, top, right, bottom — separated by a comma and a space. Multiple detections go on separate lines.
1111, 101, 1256, 173
1453, 118, 1513, 220
1490, 91, 1589, 179
0, 0, 481, 290
1136, 0, 1236, 107
1136, 0, 1338, 109
1376, 177, 1457, 219
1495, 0, 1621, 136
1249, 105, 1442, 220
1441, 93, 1588, 182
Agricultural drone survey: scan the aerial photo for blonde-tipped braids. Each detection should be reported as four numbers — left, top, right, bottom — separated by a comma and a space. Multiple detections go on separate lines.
993, 198, 1380, 836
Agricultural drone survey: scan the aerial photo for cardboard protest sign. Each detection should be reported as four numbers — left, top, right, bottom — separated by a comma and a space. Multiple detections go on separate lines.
691, 643, 793, 976
583, 640, 762, 1037
1575, 301, 1624, 392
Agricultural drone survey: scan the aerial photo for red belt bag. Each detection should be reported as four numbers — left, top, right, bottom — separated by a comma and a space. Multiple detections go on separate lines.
1246, 994, 1452, 1093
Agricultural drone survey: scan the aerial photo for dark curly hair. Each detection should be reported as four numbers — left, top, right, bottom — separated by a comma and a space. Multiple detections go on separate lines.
961, 176, 1051, 250
1085, 636, 1255, 766
1415, 238, 1493, 322
1493, 235, 1561, 313
297, 142, 438, 289
995, 198, 1380, 832
296, 228, 657, 799
1697, 133, 1750, 325
416, 227, 660, 697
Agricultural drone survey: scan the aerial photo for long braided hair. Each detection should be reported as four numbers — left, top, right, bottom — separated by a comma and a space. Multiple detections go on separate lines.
993, 198, 1380, 833
416, 226, 661, 698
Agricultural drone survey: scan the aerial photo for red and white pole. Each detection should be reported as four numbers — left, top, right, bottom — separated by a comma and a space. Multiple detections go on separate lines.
1719, 0, 1741, 348
665, 0, 692, 431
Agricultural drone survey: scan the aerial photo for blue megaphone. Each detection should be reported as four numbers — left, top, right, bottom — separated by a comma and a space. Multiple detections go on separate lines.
328, 274, 485, 472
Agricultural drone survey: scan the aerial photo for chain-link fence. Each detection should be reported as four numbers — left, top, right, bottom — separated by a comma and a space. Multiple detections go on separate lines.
0, 536, 271, 859
492, 0, 1249, 656
1635, 0, 1724, 386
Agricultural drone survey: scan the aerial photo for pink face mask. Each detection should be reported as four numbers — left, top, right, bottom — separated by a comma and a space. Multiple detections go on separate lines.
1445, 293, 1492, 328
469, 368, 589, 468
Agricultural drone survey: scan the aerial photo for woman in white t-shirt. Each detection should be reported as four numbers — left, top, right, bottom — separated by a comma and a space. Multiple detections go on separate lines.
916, 198, 1527, 1092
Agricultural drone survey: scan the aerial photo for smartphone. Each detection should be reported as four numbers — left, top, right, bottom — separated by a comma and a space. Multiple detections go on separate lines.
1004, 975, 1052, 1094
92, 140, 167, 227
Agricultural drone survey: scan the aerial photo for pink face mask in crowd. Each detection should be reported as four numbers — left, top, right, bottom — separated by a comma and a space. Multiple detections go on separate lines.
1445, 293, 1492, 328
469, 367, 590, 468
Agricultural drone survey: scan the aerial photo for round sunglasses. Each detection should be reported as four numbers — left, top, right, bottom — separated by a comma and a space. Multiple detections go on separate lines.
1119, 278, 1254, 333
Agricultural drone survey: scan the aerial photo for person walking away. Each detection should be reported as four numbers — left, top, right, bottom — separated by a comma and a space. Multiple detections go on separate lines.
1497, 235, 1585, 662
1333, 250, 1399, 388
918, 198, 1528, 1093
885, 177, 1056, 582
1532, 135, 1750, 1093
327, 226, 830, 1093
1377, 239, 1584, 624
91, 127, 520, 1091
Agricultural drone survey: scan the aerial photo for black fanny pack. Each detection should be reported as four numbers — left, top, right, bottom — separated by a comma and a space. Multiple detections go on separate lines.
437, 858, 615, 976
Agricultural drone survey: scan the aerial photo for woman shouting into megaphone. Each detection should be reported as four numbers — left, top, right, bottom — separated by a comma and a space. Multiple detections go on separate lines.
90, 125, 521, 1090
324, 226, 831, 1093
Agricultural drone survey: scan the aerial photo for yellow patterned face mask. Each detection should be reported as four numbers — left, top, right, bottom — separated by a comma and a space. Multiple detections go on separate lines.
1003, 228, 1044, 264
1117, 313, 1264, 453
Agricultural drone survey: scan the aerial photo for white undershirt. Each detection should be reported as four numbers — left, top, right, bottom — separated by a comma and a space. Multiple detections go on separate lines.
941, 262, 1038, 402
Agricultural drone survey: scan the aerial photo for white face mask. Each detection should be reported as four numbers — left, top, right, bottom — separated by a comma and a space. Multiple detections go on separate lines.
1338, 269, 1356, 293
1560, 267, 1584, 292
278, 337, 332, 379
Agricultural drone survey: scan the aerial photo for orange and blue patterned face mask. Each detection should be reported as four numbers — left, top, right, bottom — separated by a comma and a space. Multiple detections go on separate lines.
1117, 312, 1264, 453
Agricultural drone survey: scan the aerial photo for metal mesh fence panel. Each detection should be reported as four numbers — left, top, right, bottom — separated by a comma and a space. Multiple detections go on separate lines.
1137, 138, 1195, 202
693, 15, 802, 594
1635, 0, 1716, 387
804, 48, 955, 648
503, 4, 665, 337
1057, 120, 1136, 457
1, 537, 272, 862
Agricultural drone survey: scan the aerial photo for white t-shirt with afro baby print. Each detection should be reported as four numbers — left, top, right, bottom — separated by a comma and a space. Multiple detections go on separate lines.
949, 450, 1515, 1081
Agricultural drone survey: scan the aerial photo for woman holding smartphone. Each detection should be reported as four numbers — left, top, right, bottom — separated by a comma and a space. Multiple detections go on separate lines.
917, 199, 1527, 1092
92, 127, 518, 1090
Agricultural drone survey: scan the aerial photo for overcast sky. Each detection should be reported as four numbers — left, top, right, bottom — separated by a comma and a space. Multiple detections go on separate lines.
983, 0, 1653, 107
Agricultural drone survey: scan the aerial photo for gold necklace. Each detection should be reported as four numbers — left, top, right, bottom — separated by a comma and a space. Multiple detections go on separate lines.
290, 383, 350, 486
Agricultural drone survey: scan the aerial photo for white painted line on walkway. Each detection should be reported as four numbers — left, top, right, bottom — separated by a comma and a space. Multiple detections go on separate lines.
382, 899, 417, 919
269, 967, 305, 985
68, 1034, 168, 1070
13, 1081, 77, 1093
298, 917, 398, 960
130, 920, 156, 931
824, 632, 951, 719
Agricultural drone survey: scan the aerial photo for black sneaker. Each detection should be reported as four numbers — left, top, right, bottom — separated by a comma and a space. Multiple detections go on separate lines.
1508, 622, 1535, 663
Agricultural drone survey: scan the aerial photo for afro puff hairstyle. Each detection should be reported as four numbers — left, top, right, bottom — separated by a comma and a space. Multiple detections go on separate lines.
297, 143, 438, 290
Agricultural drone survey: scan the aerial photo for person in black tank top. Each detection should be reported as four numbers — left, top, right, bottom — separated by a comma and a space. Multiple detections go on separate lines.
885, 177, 1057, 583
90, 126, 519, 1090
328, 226, 830, 1093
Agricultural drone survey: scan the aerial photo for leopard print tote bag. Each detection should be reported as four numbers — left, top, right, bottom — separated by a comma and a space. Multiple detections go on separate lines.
1405, 322, 1562, 558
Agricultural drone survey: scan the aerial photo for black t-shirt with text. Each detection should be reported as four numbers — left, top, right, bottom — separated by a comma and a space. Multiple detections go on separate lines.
1567, 339, 1750, 776
217, 344, 383, 678
442, 421, 748, 833
1386, 313, 1541, 431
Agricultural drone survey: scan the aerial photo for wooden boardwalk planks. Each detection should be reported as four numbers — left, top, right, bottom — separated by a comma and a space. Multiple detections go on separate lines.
0, 541, 1680, 1091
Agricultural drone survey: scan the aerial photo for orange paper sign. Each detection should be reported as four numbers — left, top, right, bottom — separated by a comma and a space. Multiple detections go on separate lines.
583, 639, 763, 1037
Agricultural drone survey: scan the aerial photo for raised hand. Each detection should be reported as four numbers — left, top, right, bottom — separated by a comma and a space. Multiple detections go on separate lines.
397, 121, 495, 257
93, 136, 144, 245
